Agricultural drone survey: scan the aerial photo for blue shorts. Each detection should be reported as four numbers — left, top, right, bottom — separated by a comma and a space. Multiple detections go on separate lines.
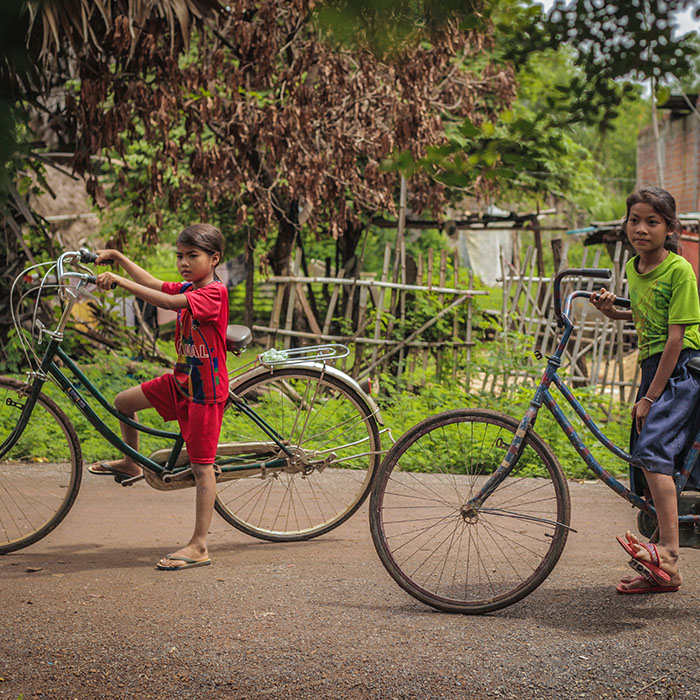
630, 348, 700, 493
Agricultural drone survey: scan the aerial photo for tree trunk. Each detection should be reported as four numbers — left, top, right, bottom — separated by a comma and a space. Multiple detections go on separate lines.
244, 228, 256, 329
268, 200, 299, 275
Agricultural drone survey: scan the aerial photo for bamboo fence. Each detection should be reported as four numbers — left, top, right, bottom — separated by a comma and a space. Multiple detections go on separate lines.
253, 239, 639, 400
252, 243, 487, 385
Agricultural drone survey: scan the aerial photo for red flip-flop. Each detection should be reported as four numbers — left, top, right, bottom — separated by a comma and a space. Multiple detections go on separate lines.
616, 535, 672, 585
616, 575, 679, 594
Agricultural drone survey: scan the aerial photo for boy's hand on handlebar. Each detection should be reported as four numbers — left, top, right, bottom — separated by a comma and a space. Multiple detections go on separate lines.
589, 287, 618, 319
95, 271, 123, 290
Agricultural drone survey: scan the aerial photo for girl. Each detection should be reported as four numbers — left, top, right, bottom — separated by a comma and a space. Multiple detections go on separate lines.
90, 223, 229, 571
591, 186, 700, 594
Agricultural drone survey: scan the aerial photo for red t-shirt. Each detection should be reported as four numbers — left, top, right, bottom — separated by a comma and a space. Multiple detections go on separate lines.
162, 280, 229, 404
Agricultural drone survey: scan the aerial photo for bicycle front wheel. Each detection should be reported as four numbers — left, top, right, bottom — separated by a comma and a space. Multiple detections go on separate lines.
215, 367, 381, 541
370, 408, 570, 614
0, 377, 83, 554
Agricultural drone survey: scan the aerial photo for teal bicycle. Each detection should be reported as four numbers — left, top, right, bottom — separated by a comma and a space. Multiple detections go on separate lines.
0, 248, 385, 553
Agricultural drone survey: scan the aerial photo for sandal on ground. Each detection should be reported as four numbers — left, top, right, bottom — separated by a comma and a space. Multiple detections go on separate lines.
616, 574, 679, 594
616, 535, 672, 585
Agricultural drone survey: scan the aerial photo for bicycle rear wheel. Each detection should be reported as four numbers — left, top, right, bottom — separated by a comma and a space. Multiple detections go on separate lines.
214, 367, 381, 541
0, 377, 82, 554
370, 408, 570, 614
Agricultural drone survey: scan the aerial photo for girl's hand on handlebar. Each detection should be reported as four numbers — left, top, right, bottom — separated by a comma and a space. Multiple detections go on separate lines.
95, 271, 123, 290
589, 287, 618, 319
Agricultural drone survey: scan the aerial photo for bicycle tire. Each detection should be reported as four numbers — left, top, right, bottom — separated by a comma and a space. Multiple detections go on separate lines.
214, 367, 381, 541
370, 408, 570, 614
0, 377, 83, 554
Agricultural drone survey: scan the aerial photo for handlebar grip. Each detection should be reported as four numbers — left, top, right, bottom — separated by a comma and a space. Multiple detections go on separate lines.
558, 268, 612, 280
80, 248, 98, 263
79, 248, 113, 265
87, 275, 117, 290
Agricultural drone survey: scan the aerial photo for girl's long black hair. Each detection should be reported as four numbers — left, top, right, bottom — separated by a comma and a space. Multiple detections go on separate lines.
177, 223, 224, 258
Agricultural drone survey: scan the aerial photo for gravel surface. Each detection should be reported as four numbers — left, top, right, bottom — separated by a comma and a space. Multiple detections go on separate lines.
2, 476, 700, 699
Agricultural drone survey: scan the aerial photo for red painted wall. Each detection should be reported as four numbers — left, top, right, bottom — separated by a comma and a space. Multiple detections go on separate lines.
679, 231, 700, 279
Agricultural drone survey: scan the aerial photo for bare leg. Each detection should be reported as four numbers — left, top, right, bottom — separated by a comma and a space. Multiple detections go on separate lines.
618, 469, 682, 591
90, 385, 152, 477
157, 463, 216, 568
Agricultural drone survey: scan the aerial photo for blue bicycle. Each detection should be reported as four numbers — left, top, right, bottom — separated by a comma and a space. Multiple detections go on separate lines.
370, 268, 700, 613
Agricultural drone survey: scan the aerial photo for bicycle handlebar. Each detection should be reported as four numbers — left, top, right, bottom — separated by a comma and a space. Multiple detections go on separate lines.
79, 248, 116, 289
553, 268, 629, 326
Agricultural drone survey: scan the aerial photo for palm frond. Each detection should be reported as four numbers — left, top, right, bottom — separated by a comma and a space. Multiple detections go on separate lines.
26, 0, 224, 65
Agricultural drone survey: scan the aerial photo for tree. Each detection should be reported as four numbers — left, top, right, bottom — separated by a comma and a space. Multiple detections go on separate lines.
319, 0, 699, 211
17, 1, 514, 264
0, 0, 223, 361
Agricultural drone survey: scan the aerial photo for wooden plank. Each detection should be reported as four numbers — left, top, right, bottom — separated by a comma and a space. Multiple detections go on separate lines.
436, 249, 447, 380
466, 269, 473, 391
369, 242, 392, 369
397, 231, 408, 380
452, 251, 460, 380
516, 250, 537, 335
282, 249, 302, 349
507, 246, 534, 333
321, 277, 342, 337
427, 249, 434, 290
295, 284, 322, 339
351, 285, 369, 377
268, 284, 286, 348
265, 275, 488, 296
252, 325, 477, 346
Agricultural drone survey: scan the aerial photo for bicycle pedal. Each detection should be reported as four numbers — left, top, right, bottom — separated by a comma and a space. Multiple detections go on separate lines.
118, 474, 144, 487
162, 468, 194, 484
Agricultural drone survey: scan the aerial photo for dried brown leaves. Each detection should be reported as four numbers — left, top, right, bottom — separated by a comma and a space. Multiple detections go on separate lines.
25, 0, 516, 248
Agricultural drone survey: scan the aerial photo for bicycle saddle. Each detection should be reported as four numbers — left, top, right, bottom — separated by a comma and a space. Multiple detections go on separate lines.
226, 325, 252, 355
687, 355, 700, 377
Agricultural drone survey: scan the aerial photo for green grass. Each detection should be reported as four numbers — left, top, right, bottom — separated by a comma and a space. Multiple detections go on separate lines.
2, 338, 632, 478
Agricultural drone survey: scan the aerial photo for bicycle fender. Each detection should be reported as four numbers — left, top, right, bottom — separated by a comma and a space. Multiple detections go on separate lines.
229, 362, 384, 425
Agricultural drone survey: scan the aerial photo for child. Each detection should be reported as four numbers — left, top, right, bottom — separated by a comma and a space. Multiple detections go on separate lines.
591, 186, 700, 594
89, 223, 229, 571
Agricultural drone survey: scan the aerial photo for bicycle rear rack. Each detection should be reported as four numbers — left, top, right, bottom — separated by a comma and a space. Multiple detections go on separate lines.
258, 344, 349, 367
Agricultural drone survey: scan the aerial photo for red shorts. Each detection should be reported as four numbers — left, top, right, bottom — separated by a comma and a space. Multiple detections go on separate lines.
141, 373, 227, 464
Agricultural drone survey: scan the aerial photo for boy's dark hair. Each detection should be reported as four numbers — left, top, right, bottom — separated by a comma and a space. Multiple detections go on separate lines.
624, 186, 682, 253
177, 224, 224, 260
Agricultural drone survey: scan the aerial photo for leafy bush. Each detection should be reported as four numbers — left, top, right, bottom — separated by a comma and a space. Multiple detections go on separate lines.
379, 360, 633, 481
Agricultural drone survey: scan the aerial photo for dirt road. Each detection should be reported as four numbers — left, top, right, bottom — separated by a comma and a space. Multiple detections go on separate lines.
1, 476, 700, 699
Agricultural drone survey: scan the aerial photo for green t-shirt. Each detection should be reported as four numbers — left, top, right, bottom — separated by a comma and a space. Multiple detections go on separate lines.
626, 251, 700, 362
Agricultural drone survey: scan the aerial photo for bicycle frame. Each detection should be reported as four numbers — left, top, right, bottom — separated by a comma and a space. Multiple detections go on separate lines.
2, 335, 297, 479
0, 252, 295, 478
468, 268, 700, 530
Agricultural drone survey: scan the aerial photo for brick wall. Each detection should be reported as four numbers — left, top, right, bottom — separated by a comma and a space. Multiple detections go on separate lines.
637, 98, 700, 213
